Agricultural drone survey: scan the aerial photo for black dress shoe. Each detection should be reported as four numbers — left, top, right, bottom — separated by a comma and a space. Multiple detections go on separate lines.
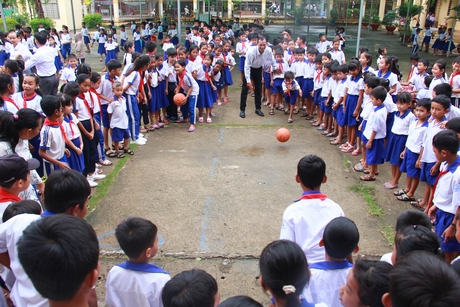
240, 111, 246, 118
255, 109, 264, 116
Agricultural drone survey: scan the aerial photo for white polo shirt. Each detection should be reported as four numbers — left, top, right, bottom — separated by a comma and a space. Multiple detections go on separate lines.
177, 72, 199, 96
282, 79, 300, 92
108, 97, 128, 129
74, 93, 93, 121
124, 71, 141, 95
61, 33, 71, 44
9, 43, 32, 61
320, 76, 331, 98
62, 114, 80, 140
383, 93, 398, 113
433, 157, 460, 214
363, 105, 387, 140
405, 119, 428, 154
291, 60, 305, 77
346, 76, 364, 95
330, 49, 345, 63
410, 71, 429, 92
11, 92, 42, 113
360, 94, 373, 120
98, 73, 119, 105
280, 191, 344, 264
333, 78, 347, 103
272, 60, 290, 79
60, 66, 77, 82
421, 117, 445, 163
391, 109, 416, 135
39, 125, 65, 160
304, 61, 315, 79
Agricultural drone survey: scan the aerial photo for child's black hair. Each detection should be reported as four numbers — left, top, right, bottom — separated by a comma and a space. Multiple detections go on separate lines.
431, 94, 451, 110
370, 86, 387, 102
124, 41, 133, 53
43, 169, 91, 213
451, 260, 460, 276
379, 78, 391, 91
388, 251, 460, 307
218, 296, 263, 307
419, 59, 429, 67
433, 83, 452, 97
322, 52, 332, 60
107, 59, 122, 72
395, 210, 432, 232
361, 52, 373, 67
146, 41, 157, 53
359, 46, 369, 54
90, 71, 101, 84
324, 62, 334, 71
378, 46, 386, 55
63, 81, 80, 97
337, 64, 349, 73
58, 93, 73, 107
4, 59, 24, 92
40, 95, 62, 117
76, 63, 91, 76
67, 54, 77, 60
297, 155, 325, 190
454, 56, 460, 64
294, 47, 305, 54
155, 53, 164, 61
424, 75, 433, 88
314, 54, 322, 63
260, 240, 309, 307
0, 108, 41, 151
409, 53, 420, 61
323, 217, 359, 259
166, 48, 177, 57
306, 46, 318, 55
394, 225, 441, 261
76, 73, 90, 85
17, 215, 99, 301
115, 217, 158, 259
284, 71, 295, 80
381, 56, 401, 80
354, 260, 391, 307
446, 117, 460, 134
126, 55, 150, 76
433, 130, 459, 155
162, 269, 218, 307
397, 92, 412, 104
416, 98, 431, 112
364, 76, 380, 89
2, 200, 41, 223
348, 60, 362, 78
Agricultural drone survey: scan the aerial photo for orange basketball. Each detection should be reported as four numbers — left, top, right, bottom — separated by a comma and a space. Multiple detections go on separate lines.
173, 93, 186, 106
276, 128, 290, 142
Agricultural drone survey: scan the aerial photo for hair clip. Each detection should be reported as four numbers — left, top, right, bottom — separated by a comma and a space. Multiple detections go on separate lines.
282, 285, 296, 295
414, 225, 417, 229
13, 114, 18, 121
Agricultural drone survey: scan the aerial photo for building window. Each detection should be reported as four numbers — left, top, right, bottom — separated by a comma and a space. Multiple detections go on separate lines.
43, 0, 60, 20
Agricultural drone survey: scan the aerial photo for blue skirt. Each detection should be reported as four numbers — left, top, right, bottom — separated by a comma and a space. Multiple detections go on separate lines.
134, 40, 142, 53
84, 36, 90, 44
158, 32, 163, 40
54, 55, 63, 71
171, 37, 179, 45
215, 73, 225, 90
105, 50, 117, 64
157, 80, 169, 109
302, 78, 314, 98
223, 66, 233, 86
400, 149, 421, 178
423, 36, 431, 44
0, 52, 6, 66
238, 57, 245, 72
345, 94, 359, 126
197, 80, 214, 108
98, 42, 106, 54
115, 47, 120, 53
185, 39, 191, 50
384, 132, 408, 165
148, 86, 161, 112
386, 112, 395, 140
67, 138, 85, 173
432, 39, 445, 50
313, 89, 322, 106
444, 41, 456, 52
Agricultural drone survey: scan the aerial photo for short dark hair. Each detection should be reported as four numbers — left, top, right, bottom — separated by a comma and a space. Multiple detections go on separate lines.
416, 98, 431, 112
323, 217, 359, 259
40, 95, 62, 117
2, 200, 41, 223
43, 170, 91, 213
394, 225, 441, 261
307, 46, 318, 55
218, 296, 262, 307
395, 210, 432, 232
146, 41, 157, 53
409, 53, 420, 61
107, 59, 122, 72
115, 217, 158, 259
370, 86, 387, 102
162, 269, 218, 307
419, 59, 429, 67
297, 35, 306, 43
337, 64, 349, 73
297, 155, 326, 190
433, 83, 452, 97
354, 260, 391, 307
364, 76, 380, 89
431, 94, 451, 110
17, 215, 99, 301
424, 75, 433, 87
167, 48, 177, 57
284, 71, 295, 79
433, 130, 459, 155
446, 117, 460, 134
322, 52, 331, 60
389, 251, 460, 307
397, 92, 412, 104
34, 31, 47, 45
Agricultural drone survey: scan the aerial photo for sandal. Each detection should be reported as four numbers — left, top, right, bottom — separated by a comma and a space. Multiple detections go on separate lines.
393, 189, 408, 196
326, 133, 337, 137
163, 118, 170, 125
100, 159, 113, 166
397, 194, 416, 201
363, 169, 379, 175
330, 140, 342, 145
360, 174, 376, 181
383, 182, 399, 189
352, 149, 361, 156
269, 108, 275, 115
410, 200, 426, 211
140, 128, 148, 133
104, 148, 112, 155
311, 122, 320, 127
321, 130, 330, 135
124, 149, 134, 155
287, 118, 293, 123
353, 163, 365, 172
146, 126, 155, 131
106, 151, 118, 158
293, 107, 299, 114
263, 101, 270, 106
116, 151, 125, 158
300, 112, 309, 117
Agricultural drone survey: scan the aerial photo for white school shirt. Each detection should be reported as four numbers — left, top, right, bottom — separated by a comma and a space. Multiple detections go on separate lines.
313, 68, 324, 91
162, 42, 175, 52
39, 124, 66, 160
60, 66, 77, 82
124, 70, 141, 95
450, 73, 460, 98
363, 105, 387, 140
433, 157, 460, 214
112, 34, 118, 43
196, 65, 213, 82
26, 35, 35, 51
333, 78, 347, 103
282, 79, 300, 92
362, 66, 375, 75
428, 76, 446, 95
105, 41, 118, 51
0, 214, 45, 307
447, 105, 460, 120
330, 49, 345, 63
383, 93, 398, 113
185, 58, 201, 75
98, 74, 119, 105
320, 75, 332, 97
98, 34, 107, 44
108, 97, 128, 129
346, 76, 364, 95
360, 94, 373, 120
11, 92, 42, 113
272, 60, 290, 79
141, 28, 149, 37
120, 30, 128, 40
148, 69, 158, 87
284, 50, 294, 65
61, 33, 71, 44
392, 110, 416, 135
74, 93, 92, 121
410, 71, 428, 91
62, 114, 80, 140
88, 90, 100, 114
377, 70, 399, 91
315, 40, 330, 53
105, 262, 171, 307
157, 64, 168, 81
166, 62, 176, 82
149, 27, 157, 36
178, 72, 199, 96
81, 27, 89, 38
421, 117, 445, 163
9, 43, 31, 61
191, 34, 201, 47
133, 32, 141, 41
236, 41, 248, 57
279, 195, 344, 264
291, 60, 305, 77
168, 29, 177, 38
417, 88, 431, 100
123, 53, 132, 67
303, 61, 315, 79
303, 261, 353, 307
405, 119, 428, 154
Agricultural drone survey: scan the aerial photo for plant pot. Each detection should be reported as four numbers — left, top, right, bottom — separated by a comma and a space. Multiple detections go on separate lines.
399, 33, 412, 43
264, 19, 269, 25
361, 23, 368, 29
385, 25, 397, 34
370, 23, 380, 31
295, 18, 302, 25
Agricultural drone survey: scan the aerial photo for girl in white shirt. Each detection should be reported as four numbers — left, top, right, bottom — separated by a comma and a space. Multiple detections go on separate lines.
61, 94, 84, 173
174, 59, 200, 133
60, 25, 72, 59
97, 28, 107, 62
377, 56, 400, 102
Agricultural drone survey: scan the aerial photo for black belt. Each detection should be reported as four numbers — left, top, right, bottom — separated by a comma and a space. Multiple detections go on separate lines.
38, 75, 55, 78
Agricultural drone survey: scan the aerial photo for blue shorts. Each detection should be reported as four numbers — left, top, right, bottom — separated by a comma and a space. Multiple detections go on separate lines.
420, 162, 437, 185
112, 127, 131, 142
263, 72, 271, 89
336, 106, 346, 127
332, 109, 337, 119
270, 78, 283, 95
295, 77, 304, 90
345, 94, 359, 126
284, 90, 299, 105
400, 149, 421, 178
435, 209, 460, 252
364, 138, 385, 165
313, 89, 322, 106
101, 105, 110, 128
239, 57, 246, 72
84, 36, 90, 45
386, 112, 396, 140
302, 78, 314, 98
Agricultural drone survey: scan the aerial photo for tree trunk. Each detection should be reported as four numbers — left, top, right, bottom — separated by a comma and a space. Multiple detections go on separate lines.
33, 0, 45, 19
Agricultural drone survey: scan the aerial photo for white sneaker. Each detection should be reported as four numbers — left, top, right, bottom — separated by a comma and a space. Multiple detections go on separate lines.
131, 139, 146, 145
139, 133, 145, 138
87, 178, 98, 188
139, 136, 148, 142
89, 173, 106, 181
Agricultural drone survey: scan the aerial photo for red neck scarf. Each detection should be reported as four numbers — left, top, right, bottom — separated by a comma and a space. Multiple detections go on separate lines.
188, 56, 196, 62
450, 72, 459, 86
3, 96, 19, 111
43, 118, 66, 141
77, 93, 92, 117
315, 70, 322, 82
298, 190, 328, 201
241, 41, 245, 49
177, 71, 185, 88
0, 188, 21, 203
64, 114, 75, 139
406, 65, 415, 82
22, 92, 37, 109
203, 65, 211, 82
277, 60, 284, 72
138, 71, 144, 101
88, 88, 102, 113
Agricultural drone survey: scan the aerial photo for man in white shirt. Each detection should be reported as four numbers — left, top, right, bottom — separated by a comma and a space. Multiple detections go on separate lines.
24, 31, 58, 96
240, 35, 274, 118
7, 30, 32, 61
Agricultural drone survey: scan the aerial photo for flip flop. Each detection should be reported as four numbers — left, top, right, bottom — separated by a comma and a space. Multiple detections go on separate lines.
353, 163, 365, 172
410, 201, 426, 211
188, 127, 196, 133
360, 175, 376, 181
363, 169, 379, 175
397, 194, 416, 201
393, 189, 408, 196
383, 182, 398, 189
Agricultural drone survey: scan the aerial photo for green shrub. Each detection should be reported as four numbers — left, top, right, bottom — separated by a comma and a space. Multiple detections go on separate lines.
0, 18, 19, 31
83, 14, 102, 29
11, 13, 29, 26
29, 18, 54, 32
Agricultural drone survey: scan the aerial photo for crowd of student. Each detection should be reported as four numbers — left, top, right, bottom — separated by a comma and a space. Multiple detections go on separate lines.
1, 17, 460, 307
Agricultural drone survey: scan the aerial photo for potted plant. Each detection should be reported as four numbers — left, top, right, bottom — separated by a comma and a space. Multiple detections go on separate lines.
382, 12, 398, 34
330, 8, 338, 26
370, 15, 381, 31
293, 7, 305, 25
398, 2, 424, 40
262, 15, 269, 25
362, 15, 370, 28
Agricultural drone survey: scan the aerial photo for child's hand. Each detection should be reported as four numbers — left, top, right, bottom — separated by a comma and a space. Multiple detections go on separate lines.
211, 85, 217, 91
58, 161, 70, 170
64, 148, 70, 157
358, 123, 362, 131
427, 205, 437, 220
415, 159, 422, 169
310, 90, 314, 96
270, 80, 274, 86
148, 91, 152, 99
353, 109, 359, 117
365, 140, 372, 149
108, 97, 114, 102
76, 148, 82, 155
430, 165, 439, 176
442, 224, 456, 243
88, 131, 94, 140
400, 150, 405, 159
95, 121, 100, 130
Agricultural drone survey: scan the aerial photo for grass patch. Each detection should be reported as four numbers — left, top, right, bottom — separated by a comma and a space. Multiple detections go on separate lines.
348, 183, 384, 218
342, 156, 351, 168
87, 145, 137, 212
381, 224, 395, 247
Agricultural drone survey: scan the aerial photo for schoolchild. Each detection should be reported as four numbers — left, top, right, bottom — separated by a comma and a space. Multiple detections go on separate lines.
271, 50, 290, 113
61, 94, 84, 173
105, 34, 119, 65
108, 81, 133, 157
330, 64, 349, 146
282, 71, 302, 124
196, 54, 216, 123
98, 28, 107, 62
174, 59, 200, 133
428, 59, 447, 96
302, 47, 318, 119
449, 56, 460, 107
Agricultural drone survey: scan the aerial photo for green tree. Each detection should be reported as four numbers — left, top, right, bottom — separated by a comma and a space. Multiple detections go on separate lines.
9, 0, 45, 19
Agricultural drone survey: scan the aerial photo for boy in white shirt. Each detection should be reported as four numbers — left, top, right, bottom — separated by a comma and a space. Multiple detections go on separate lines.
315, 33, 330, 53
271, 50, 290, 113
329, 39, 346, 64
280, 154, 345, 264
60, 54, 78, 83
106, 217, 170, 307
81, 22, 91, 53
108, 81, 132, 157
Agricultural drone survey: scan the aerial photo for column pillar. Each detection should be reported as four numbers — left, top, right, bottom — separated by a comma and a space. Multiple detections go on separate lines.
113, 0, 120, 22
159, 0, 164, 18
228, 0, 233, 19
379, 0, 385, 22
193, 0, 198, 15
261, 0, 266, 17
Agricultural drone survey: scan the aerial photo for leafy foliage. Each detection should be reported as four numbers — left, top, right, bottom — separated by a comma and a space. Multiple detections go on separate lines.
83, 14, 103, 29
382, 12, 398, 26
10, 13, 29, 26
398, 2, 423, 18
29, 18, 54, 32
0, 18, 19, 31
